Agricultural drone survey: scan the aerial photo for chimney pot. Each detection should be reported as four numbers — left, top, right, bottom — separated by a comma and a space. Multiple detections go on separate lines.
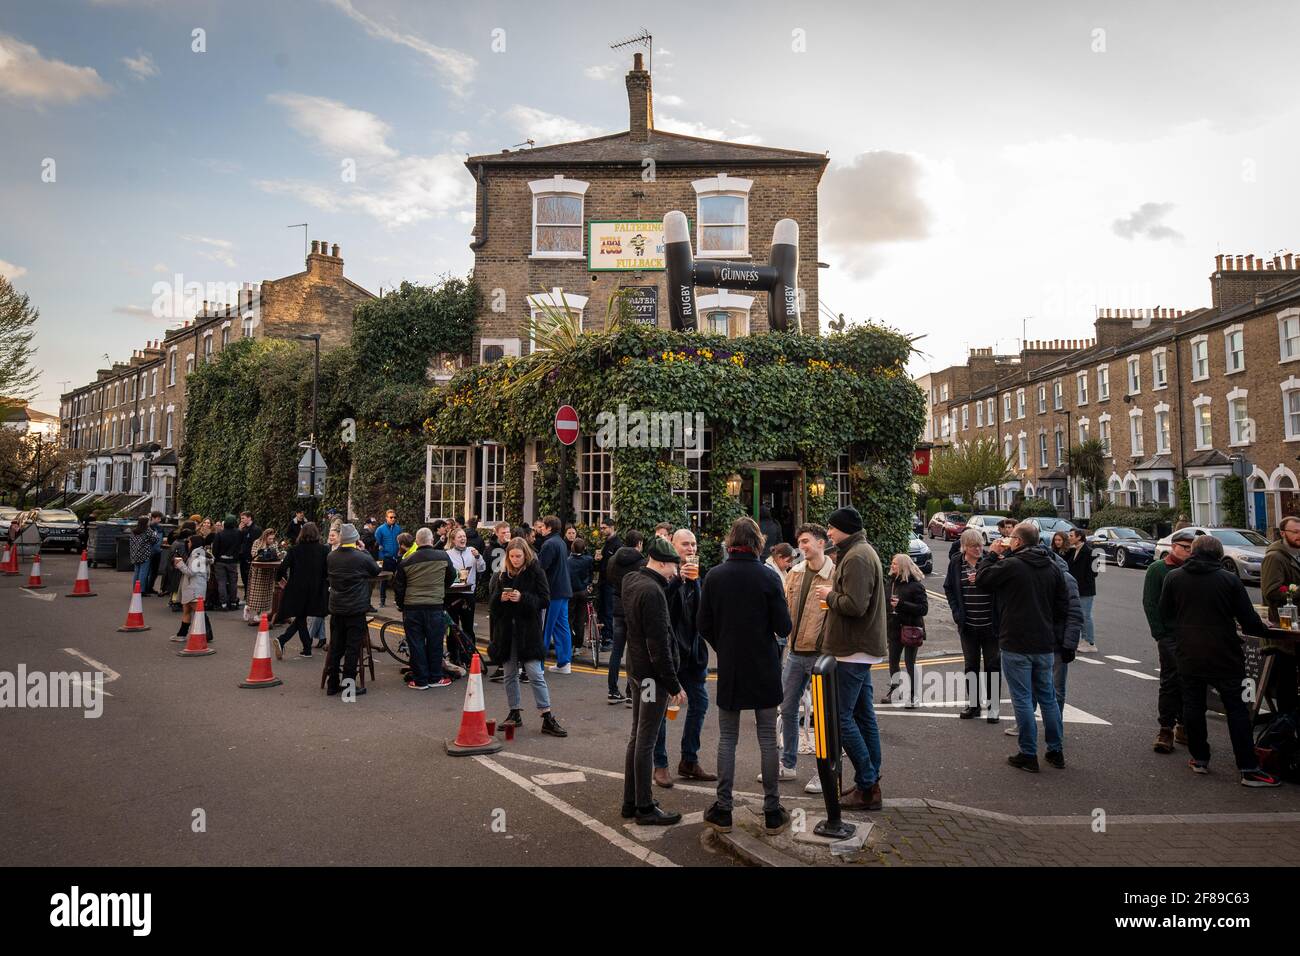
1216, 254, 1224, 271
1236, 255, 1245, 270
331, 243, 340, 258
1287, 253, 1295, 269
311, 240, 319, 254
633, 51, 643, 71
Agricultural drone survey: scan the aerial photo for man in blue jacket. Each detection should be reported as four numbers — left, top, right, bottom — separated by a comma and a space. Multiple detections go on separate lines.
537, 514, 574, 673
373, 508, 402, 608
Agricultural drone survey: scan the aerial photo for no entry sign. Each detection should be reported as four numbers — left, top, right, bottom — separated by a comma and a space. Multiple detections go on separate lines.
554, 405, 579, 446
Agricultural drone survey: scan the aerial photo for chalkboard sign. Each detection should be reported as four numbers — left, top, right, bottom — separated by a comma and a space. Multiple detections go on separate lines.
623, 286, 658, 327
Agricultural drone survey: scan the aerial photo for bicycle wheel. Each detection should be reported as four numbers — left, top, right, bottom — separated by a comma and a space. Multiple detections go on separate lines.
379, 620, 410, 666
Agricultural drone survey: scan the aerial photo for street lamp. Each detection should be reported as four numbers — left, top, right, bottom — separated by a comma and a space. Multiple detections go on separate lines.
807, 475, 826, 499
295, 333, 324, 515
725, 473, 743, 498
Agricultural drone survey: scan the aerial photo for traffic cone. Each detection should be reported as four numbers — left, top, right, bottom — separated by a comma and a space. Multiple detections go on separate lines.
2, 542, 18, 576
446, 655, 503, 756
239, 613, 282, 688
25, 554, 44, 589
177, 598, 215, 657
0, 543, 10, 573
67, 551, 97, 597
117, 580, 150, 632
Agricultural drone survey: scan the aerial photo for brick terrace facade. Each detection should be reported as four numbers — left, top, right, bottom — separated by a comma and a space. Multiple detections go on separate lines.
920, 253, 1300, 532
59, 242, 373, 516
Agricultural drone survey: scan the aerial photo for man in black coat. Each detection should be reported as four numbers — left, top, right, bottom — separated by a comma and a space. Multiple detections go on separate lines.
1159, 534, 1278, 786
621, 536, 684, 826
238, 511, 261, 598
976, 521, 1069, 772
325, 524, 380, 697
605, 530, 645, 704
698, 517, 793, 835
596, 517, 622, 648
285, 510, 306, 546
212, 515, 243, 611
652, 528, 715, 788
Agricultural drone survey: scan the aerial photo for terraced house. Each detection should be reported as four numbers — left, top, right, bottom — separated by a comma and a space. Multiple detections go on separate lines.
58, 243, 373, 517
921, 250, 1300, 534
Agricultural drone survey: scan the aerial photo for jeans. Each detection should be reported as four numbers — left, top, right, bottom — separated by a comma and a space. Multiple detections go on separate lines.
887, 628, 918, 702
654, 669, 709, 768
1181, 672, 1259, 771
1054, 655, 1068, 717
504, 654, 551, 712
215, 561, 239, 606
606, 616, 628, 695
1001, 650, 1063, 757
379, 557, 397, 604
132, 561, 151, 594
716, 706, 780, 812
779, 652, 818, 769
307, 616, 325, 644
959, 623, 1000, 716
624, 679, 670, 809
542, 598, 572, 666
835, 662, 882, 791
403, 605, 446, 686
1078, 595, 1096, 645
1156, 637, 1183, 728
326, 612, 367, 690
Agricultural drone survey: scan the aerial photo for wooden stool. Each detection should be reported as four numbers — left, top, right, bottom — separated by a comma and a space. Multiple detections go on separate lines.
319, 616, 377, 690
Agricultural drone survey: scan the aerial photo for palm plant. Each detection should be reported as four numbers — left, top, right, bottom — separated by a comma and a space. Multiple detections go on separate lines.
502, 288, 635, 396
1068, 437, 1107, 508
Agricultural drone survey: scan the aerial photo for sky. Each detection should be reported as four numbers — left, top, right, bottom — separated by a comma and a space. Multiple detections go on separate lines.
2, 0, 1299, 413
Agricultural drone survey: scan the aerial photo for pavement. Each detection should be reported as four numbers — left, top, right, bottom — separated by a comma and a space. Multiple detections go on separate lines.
2, 548, 1298, 867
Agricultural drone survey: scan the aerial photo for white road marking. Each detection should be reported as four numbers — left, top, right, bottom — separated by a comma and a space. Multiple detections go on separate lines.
530, 771, 586, 786
20, 589, 56, 602
473, 755, 678, 867
1073, 656, 1105, 665
626, 810, 704, 842
62, 648, 121, 683
1105, 655, 1142, 664
1114, 668, 1159, 681
877, 703, 1109, 725
68, 674, 113, 697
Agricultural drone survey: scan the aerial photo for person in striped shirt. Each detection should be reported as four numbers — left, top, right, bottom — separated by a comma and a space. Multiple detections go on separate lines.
944, 528, 1000, 722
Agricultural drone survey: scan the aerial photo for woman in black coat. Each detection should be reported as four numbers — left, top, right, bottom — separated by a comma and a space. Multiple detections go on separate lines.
489, 537, 566, 737
275, 522, 329, 657
883, 553, 929, 708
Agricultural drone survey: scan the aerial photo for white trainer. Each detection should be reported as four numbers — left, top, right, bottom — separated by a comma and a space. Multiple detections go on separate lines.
547, 663, 572, 674
804, 775, 823, 794
756, 766, 798, 782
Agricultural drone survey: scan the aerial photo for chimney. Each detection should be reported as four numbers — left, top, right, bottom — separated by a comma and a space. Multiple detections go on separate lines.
626, 53, 653, 144
331, 243, 340, 258
1287, 253, 1295, 270
311, 240, 319, 254
1216, 253, 1224, 271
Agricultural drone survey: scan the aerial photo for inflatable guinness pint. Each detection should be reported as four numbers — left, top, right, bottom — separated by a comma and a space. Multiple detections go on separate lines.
663, 210, 802, 333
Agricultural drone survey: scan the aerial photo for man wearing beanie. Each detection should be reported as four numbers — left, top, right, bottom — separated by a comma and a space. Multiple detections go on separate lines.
815, 506, 888, 811
326, 523, 380, 697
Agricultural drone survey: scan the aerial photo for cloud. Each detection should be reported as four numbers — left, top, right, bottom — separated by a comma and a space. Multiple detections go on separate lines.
152, 262, 169, 273
503, 105, 601, 144
0, 259, 28, 281
324, 0, 476, 97
0, 33, 111, 105
584, 63, 616, 81
181, 235, 237, 268
121, 51, 158, 80
655, 113, 761, 145
819, 151, 933, 278
112, 304, 157, 320
268, 92, 397, 159
1112, 202, 1183, 241
655, 92, 684, 107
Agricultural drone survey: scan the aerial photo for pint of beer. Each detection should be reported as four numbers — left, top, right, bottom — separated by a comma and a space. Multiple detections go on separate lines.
683, 561, 699, 581
667, 702, 680, 721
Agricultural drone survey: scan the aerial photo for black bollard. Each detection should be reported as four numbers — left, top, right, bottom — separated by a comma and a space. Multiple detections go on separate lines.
811, 653, 856, 840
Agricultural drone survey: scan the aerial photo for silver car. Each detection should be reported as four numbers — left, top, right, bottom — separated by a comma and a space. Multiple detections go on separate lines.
1153, 526, 1268, 585
964, 515, 1006, 545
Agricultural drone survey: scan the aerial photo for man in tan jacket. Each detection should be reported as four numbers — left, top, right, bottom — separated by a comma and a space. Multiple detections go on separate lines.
814, 507, 888, 811
762, 524, 835, 791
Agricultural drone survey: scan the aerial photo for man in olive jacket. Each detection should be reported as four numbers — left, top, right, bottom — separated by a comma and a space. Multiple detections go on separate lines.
814, 507, 888, 811
393, 527, 455, 689
1260, 516, 1300, 714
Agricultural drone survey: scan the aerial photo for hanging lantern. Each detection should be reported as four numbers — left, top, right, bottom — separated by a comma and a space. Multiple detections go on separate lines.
725, 472, 743, 498
808, 475, 827, 499
297, 446, 328, 497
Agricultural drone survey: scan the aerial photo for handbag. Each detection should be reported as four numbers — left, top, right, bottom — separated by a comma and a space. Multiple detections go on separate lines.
900, 624, 926, 647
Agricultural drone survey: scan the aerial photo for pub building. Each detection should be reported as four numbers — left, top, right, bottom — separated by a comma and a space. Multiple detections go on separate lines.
426, 53, 847, 539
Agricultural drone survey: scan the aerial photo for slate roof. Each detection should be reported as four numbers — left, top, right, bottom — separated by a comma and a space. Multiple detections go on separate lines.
466, 129, 828, 169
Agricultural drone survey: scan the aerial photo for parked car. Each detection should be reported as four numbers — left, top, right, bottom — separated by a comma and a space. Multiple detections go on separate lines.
0, 505, 21, 528
908, 532, 933, 576
20, 508, 82, 552
1027, 516, 1077, 538
912, 513, 924, 535
1088, 526, 1157, 568
965, 514, 1005, 545
927, 511, 968, 541
1153, 526, 1268, 585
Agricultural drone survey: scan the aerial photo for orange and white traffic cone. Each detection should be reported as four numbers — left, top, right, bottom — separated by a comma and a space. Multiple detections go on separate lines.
25, 554, 44, 589
67, 551, 96, 597
2, 543, 18, 576
177, 597, 215, 657
446, 655, 503, 756
117, 580, 150, 632
0, 543, 10, 573
239, 613, 282, 688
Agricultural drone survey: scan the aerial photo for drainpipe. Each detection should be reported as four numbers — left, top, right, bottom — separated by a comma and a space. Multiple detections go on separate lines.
469, 163, 489, 251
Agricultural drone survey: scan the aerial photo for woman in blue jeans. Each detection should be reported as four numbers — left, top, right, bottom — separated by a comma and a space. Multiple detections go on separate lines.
126, 516, 156, 595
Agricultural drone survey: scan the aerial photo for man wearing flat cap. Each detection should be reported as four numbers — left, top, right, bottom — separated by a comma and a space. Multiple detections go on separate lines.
1143, 527, 1195, 754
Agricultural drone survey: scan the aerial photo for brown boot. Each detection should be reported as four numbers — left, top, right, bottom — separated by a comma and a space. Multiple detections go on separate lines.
1173, 723, 1188, 745
841, 787, 872, 810
866, 781, 883, 810
653, 767, 674, 789
1153, 727, 1175, 754
677, 760, 717, 781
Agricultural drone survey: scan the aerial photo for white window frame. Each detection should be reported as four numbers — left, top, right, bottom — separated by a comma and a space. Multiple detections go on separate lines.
961, 404, 969, 430
1154, 402, 1171, 455
1224, 324, 1245, 375
1003, 394, 1011, 422
578, 435, 614, 526
1191, 335, 1209, 381
1193, 394, 1213, 449
529, 175, 589, 259
1227, 387, 1250, 446
832, 452, 853, 509
1096, 364, 1109, 402
975, 401, 983, 427
477, 443, 507, 524
1077, 371, 1089, 405
1126, 355, 1141, 395
1054, 428, 1064, 465
1128, 407, 1144, 458
1279, 308, 1300, 363
1017, 431, 1027, 470
696, 290, 754, 338
1016, 388, 1026, 419
986, 398, 994, 424
1052, 379, 1063, 410
527, 288, 588, 354
425, 445, 471, 523
1038, 432, 1049, 468
1283, 377, 1300, 442
165, 409, 174, 448
168, 347, 177, 385
1098, 413, 1112, 458
670, 426, 713, 531
1151, 347, 1168, 389
1078, 416, 1090, 444
1036, 385, 1046, 414
692, 174, 752, 258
